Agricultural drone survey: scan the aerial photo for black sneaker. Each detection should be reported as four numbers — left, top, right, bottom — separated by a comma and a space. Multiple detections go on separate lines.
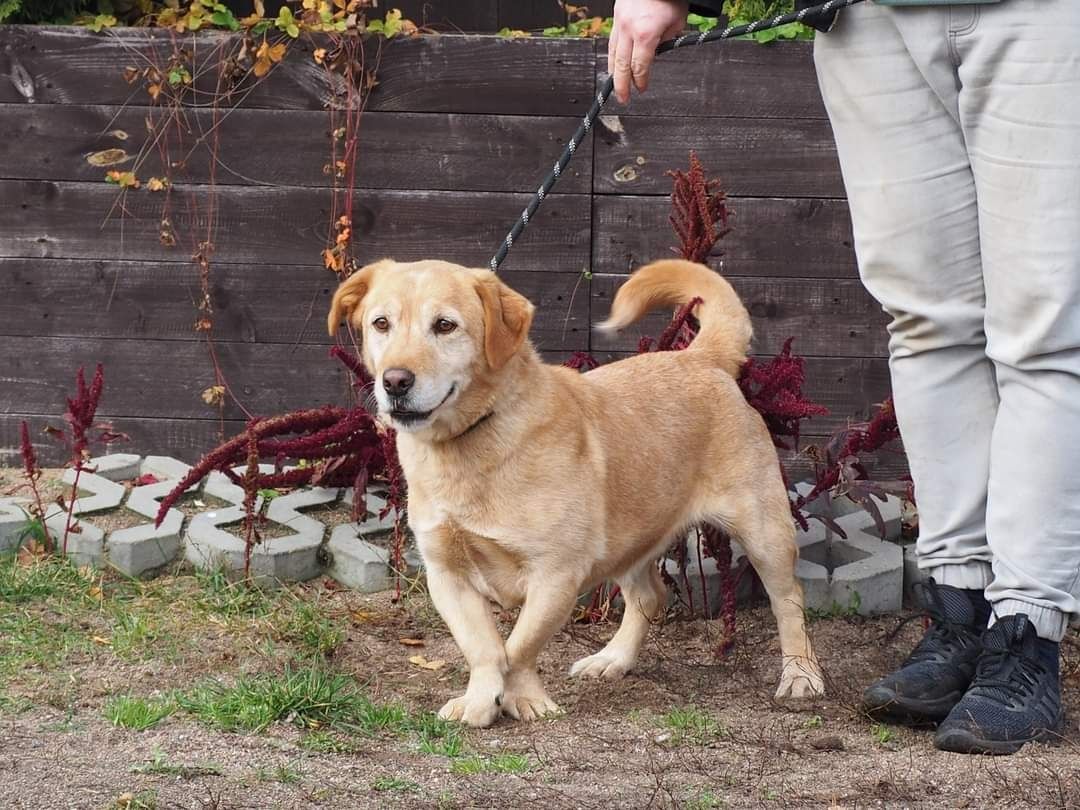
934, 614, 1064, 755
862, 579, 989, 722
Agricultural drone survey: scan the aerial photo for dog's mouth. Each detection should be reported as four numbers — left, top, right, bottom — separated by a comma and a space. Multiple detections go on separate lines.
388, 385, 456, 426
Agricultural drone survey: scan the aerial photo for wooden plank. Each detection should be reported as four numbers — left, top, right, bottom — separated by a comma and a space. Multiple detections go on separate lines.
586, 352, 893, 437
0, 104, 592, 193
591, 274, 887, 358
0, 412, 249, 468
499, 1, 615, 30
0, 180, 591, 272
396, 0, 499, 30
593, 116, 844, 198
0, 336, 590, 422
595, 40, 826, 121
0, 27, 595, 115
0, 258, 589, 351
2, 413, 908, 478
593, 195, 858, 279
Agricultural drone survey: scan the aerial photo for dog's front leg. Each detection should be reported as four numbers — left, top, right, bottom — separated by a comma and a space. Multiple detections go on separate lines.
425, 560, 509, 728
500, 579, 579, 722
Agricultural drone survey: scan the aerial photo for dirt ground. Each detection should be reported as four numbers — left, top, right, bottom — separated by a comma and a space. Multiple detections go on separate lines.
1, 554, 1078, 810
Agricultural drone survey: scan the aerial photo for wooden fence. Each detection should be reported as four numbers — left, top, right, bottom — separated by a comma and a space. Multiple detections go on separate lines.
0, 26, 899, 476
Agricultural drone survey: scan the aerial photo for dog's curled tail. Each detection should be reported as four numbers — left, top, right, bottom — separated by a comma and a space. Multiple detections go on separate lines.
597, 259, 752, 378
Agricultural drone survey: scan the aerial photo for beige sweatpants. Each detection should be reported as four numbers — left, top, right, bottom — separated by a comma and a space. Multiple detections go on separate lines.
814, 0, 1080, 640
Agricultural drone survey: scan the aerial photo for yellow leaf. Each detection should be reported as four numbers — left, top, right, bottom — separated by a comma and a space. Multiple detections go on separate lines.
91, 635, 112, 645
147, 83, 161, 100
268, 43, 287, 62
399, 637, 425, 647
253, 56, 271, 77
201, 385, 225, 406
253, 0, 264, 16
313, 47, 327, 65
408, 655, 446, 671
146, 177, 169, 192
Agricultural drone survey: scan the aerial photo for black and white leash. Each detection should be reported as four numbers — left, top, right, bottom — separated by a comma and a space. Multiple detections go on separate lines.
488, 0, 867, 272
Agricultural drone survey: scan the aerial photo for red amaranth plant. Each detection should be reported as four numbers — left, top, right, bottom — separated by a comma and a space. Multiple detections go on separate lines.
156, 347, 402, 582
668, 150, 732, 264
16, 364, 127, 556
17, 421, 51, 555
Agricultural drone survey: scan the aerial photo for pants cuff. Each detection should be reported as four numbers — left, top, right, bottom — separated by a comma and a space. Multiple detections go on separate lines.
990, 599, 1068, 642
922, 562, 993, 591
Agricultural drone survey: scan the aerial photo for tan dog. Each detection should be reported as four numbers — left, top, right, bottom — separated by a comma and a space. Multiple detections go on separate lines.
328, 258, 824, 727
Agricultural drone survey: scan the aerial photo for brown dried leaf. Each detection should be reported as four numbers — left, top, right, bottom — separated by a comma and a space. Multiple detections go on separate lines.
408, 655, 446, 671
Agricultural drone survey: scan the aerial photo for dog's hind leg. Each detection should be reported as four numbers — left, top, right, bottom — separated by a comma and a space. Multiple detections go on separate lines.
727, 511, 825, 700
569, 560, 666, 680
500, 579, 580, 721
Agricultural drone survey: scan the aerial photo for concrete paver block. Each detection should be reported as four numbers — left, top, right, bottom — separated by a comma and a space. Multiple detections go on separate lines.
902, 544, 921, 601
60, 468, 125, 515
0, 500, 31, 554
109, 510, 183, 578
265, 487, 339, 538
796, 510, 904, 615
44, 512, 105, 567
342, 488, 396, 536
326, 525, 393, 592
88, 453, 142, 482
186, 507, 325, 585
125, 457, 195, 520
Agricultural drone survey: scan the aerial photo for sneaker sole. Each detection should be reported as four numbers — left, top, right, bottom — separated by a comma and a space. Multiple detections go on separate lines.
862, 685, 963, 723
934, 719, 1066, 756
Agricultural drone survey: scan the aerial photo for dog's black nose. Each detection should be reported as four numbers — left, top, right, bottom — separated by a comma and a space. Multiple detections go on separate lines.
382, 368, 416, 396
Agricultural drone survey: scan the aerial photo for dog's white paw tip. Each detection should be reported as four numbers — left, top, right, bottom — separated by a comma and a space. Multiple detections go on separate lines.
569, 652, 632, 680
438, 695, 501, 728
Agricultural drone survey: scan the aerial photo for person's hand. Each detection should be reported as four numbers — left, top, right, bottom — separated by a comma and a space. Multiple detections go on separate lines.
609, 0, 690, 104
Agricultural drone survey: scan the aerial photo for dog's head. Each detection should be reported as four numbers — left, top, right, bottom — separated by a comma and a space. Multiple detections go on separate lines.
327, 259, 535, 435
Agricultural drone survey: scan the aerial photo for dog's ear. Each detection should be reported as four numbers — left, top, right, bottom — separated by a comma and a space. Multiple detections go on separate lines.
327, 260, 390, 336
474, 273, 535, 371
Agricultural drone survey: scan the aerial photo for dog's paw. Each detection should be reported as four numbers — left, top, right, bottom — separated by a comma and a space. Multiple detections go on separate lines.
569, 650, 634, 680
438, 693, 503, 728
502, 671, 561, 722
774, 658, 826, 700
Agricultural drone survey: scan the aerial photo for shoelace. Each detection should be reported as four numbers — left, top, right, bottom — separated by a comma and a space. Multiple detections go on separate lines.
968, 622, 1046, 703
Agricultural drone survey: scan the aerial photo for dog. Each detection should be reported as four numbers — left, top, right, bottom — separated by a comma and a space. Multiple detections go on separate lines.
327, 258, 825, 727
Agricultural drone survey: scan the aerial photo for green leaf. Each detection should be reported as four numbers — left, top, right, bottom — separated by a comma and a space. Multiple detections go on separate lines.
251, 19, 272, 34
541, 25, 565, 37
286, 22, 299, 37
210, 9, 239, 30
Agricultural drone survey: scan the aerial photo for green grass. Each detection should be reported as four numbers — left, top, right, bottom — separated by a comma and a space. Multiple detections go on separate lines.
372, 775, 421, 792
450, 753, 531, 775
279, 601, 344, 658
684, 790, 725, 810
103, 695, 175, 730
110, 789, 158, 809
194, 568, 273, 619
299, 730, 358, 754
0, 608, 91, 678
131, 749, 223, 778
0, 691, 32, 714
660, 707, 727, 745
255, 760, 303, 784
176, 666, 407, 734
805, 591, 862, 622
413, 712, 465, 757
0, 553, 94, 604
871, 723, 898, 746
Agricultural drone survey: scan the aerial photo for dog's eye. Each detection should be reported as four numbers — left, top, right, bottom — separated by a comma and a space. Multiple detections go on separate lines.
433, 318, 457, 335
372, 317, 390, 333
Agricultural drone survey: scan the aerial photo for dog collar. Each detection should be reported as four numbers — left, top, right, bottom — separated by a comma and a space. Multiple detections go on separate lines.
453, 410, 495, 440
